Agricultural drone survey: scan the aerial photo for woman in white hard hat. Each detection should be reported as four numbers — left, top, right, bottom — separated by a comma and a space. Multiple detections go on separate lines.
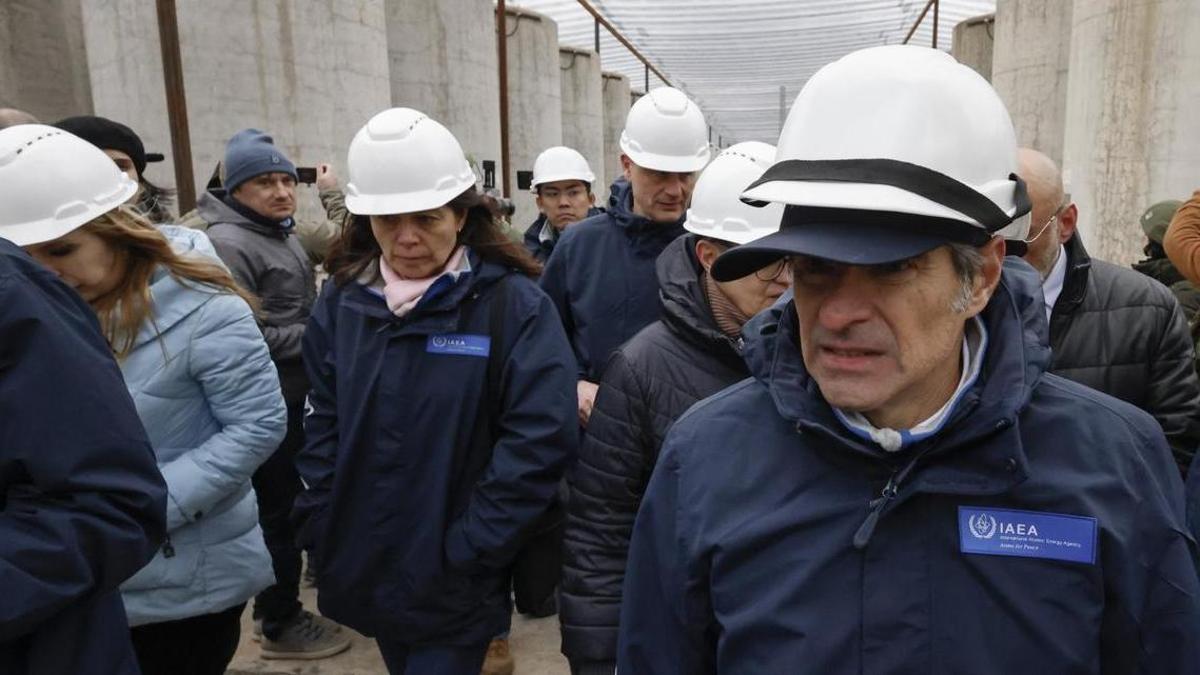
5, 125, 286, 675
292, 108, 577, 674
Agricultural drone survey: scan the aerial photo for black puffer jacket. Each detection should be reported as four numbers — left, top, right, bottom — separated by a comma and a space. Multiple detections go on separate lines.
560, 234, 749, 673
1050, 234, 1200, 474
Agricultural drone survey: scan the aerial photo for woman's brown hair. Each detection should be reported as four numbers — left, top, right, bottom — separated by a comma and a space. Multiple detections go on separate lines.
82, 207, 257, 358
324, 187, 542, 287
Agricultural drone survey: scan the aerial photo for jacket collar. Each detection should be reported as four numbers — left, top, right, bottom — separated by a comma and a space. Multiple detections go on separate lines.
340, 250, 506, 336
1053, 234, 1092, 316
741, 257, 1051, 493
656, 234, 743, 362
197, 189, 291, 239
523, 214, 554, 251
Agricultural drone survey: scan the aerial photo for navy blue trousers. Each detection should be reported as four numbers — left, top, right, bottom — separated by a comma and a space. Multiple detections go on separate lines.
376, 639, 490, 675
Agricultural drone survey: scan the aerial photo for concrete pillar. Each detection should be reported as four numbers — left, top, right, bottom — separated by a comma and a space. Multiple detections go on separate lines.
601, 70, 631, 197
504, 6, 561, 230
1062, 0, 1200, 264
80, 0, 391, 222
951, 14, 995, 82
559, 47, 604, 197
992, 0, 1072, 165
0, 0, 93, 121
386, 0, 501, 190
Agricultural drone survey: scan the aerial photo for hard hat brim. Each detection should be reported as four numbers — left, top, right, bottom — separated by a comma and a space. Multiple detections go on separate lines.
622, 147, 711, 174
344, 180, 474, 216
1, 178, 137, 247
530, 173, 596, 191
711, 218, 951, 282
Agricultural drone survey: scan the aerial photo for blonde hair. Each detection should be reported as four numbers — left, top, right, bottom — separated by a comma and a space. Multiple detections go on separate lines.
82, 207, 257, 358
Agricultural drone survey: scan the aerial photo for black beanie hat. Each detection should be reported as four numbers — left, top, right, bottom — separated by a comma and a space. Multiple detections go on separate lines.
53, 115, 164, 177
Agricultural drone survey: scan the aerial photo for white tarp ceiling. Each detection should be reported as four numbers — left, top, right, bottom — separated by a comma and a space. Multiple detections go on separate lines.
512, 0, 997, 144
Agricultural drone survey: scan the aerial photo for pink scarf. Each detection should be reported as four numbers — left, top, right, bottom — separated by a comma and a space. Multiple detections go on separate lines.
378, 246, 468, 317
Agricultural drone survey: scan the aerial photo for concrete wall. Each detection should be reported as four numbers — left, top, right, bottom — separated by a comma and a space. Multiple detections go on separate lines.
559, 47, 603, 197
504, 6, 561, 229
386, 0, 501, 188
1063, 0, 1200, 265
601, 70, 631, 197
992, 0, 1072, 165
951, 13, 995, 82
0, 0, 93, 122
80, 0, 391, 222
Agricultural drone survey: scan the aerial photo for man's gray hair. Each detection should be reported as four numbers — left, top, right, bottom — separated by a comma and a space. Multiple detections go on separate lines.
947, 242, 986, 313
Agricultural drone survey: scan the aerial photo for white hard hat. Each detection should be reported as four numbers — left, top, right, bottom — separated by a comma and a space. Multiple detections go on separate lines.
344, 108, 477, 215
684, 141, 783, 246
531, 146, 596, 191
714, 45, 1031, 281
0, 124, 138, 247
619, 86, 711, 173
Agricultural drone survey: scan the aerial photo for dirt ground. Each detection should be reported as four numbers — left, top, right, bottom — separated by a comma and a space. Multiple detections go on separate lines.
225, 586, 571, 675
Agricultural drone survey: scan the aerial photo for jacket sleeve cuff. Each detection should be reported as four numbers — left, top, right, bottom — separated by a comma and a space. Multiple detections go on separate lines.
571, 660, 617, 675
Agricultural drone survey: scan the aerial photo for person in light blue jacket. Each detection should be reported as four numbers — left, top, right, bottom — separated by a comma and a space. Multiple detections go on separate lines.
25, 198, 287, 675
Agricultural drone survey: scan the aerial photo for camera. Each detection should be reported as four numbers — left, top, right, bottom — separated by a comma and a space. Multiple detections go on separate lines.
482, 188, 516, 218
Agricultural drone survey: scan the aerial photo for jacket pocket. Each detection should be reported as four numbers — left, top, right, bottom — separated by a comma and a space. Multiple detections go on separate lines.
120, 536, 203, 592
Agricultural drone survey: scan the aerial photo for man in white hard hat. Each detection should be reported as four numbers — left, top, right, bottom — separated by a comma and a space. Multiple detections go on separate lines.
0, 124, 168, 674
618, 46, 1200, 674
560, 142, 789, 675
540, 87, 711, 425
524, 146, 603, 263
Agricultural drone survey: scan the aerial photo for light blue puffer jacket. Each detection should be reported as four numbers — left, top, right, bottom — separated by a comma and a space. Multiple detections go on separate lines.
119, 226, 286, 626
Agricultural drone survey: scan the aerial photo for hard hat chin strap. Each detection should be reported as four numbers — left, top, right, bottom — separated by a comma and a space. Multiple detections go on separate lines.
743, 158, 1032, 235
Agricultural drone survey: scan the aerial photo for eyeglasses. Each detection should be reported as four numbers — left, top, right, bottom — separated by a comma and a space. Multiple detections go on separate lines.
754, 258, 791, 282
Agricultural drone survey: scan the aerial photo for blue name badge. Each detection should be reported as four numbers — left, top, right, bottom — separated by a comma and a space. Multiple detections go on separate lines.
426, 333, 491, 358
959, 506, 1097, 565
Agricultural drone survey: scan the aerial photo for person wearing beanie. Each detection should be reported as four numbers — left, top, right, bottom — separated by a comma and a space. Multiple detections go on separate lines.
204, 129, 349, 660
53, 115, 176, 224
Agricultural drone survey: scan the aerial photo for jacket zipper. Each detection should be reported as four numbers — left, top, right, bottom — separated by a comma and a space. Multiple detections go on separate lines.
852, 452, 923, 550
162, 534, 176, 558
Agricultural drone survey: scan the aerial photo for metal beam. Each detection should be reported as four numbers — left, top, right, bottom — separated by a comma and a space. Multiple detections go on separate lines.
575, 0, 672, 87
932, 0, 940, 49
154, 0, 195, 214
497, 0, 511, 197
901, 0, 936, 46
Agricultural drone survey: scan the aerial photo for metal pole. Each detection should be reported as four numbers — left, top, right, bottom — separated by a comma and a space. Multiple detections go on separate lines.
932, 0, 940, 48
902, 0, 936, 45
575, 0, 672, 87
594, 18, 600, 54
779, 85, 786, 136
154, 0, 195, 214
644, 64, 649, 92
497, 0, 512, 197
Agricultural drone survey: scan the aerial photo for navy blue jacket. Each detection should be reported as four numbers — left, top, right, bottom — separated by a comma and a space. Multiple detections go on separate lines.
0, 240, 167, 674
619, 261, 1200, 674
293, 252, 577, 645
522, 207, 604, 264
540, 180, 686, 380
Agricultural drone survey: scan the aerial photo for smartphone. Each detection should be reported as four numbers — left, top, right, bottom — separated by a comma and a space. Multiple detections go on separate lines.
296, 167, 318, 185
